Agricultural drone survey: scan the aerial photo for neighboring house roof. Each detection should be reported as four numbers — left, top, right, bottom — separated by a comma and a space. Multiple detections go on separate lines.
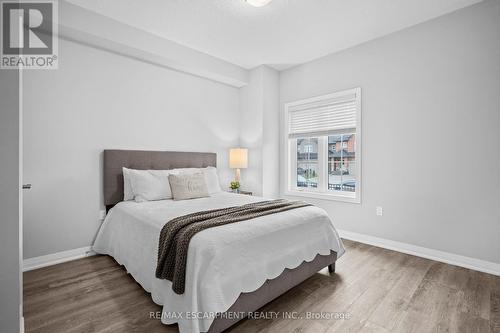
329, 149, 355, 158
328, 135, 352, 144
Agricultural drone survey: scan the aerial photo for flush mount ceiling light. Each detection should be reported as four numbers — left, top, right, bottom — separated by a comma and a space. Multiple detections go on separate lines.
245, 0, 273, 7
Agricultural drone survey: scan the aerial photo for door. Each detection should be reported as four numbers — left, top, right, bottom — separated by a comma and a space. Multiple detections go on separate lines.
0, 68, 23, 332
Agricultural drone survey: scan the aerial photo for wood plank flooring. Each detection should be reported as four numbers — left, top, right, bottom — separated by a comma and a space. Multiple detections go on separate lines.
24, 240, 500, 333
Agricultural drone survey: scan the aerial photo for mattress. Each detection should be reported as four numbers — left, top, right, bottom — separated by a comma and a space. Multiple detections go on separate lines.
93, 192, 345, 333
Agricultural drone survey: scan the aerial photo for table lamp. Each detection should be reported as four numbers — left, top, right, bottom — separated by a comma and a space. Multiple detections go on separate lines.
229, 148, 248, 183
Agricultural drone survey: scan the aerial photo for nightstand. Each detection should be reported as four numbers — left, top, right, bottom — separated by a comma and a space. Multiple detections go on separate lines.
239, 190, 253, 196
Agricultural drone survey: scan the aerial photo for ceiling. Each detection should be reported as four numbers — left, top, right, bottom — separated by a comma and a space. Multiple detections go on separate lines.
65, 0, 481, 70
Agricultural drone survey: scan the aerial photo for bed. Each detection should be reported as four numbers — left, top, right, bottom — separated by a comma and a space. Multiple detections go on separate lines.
93, 149, 345, 333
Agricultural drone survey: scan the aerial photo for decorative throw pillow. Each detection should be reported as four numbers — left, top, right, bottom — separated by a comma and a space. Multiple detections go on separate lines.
172, 166, 222, 194
168, 173, 210, 201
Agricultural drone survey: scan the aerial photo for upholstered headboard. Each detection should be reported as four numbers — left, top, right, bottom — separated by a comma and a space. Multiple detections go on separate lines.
103, 150, 217, 209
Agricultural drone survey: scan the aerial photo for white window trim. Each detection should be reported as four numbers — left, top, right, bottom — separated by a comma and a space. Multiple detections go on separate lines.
282, 88, 362, 204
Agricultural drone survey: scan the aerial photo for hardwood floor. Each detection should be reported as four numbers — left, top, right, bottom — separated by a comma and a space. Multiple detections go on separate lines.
24, 240, 500, 333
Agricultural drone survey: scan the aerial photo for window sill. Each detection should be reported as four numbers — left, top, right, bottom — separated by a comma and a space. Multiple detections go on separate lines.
284, 190, 361, 204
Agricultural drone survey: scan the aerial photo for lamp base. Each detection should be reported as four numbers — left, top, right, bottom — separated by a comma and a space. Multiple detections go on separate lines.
235, 168, 241, 183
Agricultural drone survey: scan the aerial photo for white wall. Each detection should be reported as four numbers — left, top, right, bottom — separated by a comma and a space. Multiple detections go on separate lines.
23, 0, 500, 268
239, 68, 264, 195
59, 1, 248, 88
261, 67, 280, 198
23, 38, 240, 259
239, 66, 280, 197
280, 0, 500, 264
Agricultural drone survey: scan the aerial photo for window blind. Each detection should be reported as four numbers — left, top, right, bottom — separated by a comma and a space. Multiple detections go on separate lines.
288, 89, 359, 138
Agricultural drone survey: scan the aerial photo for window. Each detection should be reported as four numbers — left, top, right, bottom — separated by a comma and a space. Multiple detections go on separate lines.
296, 138, 318, 189
303, 144, 314, 153
284, 88, 361, 203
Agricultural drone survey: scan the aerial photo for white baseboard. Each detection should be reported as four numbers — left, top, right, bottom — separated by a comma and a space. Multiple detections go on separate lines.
338, 229, 500, 276
23, 246, 96, 272
22, 232, 500, 277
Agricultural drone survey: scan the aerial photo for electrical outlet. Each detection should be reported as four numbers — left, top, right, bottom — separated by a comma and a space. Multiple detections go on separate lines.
99, 210, 107, 221
376, 206, 383, 216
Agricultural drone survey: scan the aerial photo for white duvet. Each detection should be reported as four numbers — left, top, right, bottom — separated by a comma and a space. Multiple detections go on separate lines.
93, 192, 345, 333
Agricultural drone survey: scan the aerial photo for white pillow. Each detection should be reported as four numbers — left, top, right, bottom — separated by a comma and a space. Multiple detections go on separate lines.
173, 167, 222, 195
203, 167, 222, 194
168, 173, 209, 201
128, 169, 174, 202
122, 167, 134, 201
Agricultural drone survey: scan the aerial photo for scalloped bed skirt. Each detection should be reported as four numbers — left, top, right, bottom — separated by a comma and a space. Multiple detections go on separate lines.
206, 251, 337, 333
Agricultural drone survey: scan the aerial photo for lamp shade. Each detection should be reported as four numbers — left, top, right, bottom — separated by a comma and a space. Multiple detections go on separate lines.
246, 0, 272, 7
229, 148, 248, 169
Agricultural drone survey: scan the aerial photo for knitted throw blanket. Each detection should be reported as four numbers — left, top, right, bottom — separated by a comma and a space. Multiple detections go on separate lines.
155, 199, 311, 294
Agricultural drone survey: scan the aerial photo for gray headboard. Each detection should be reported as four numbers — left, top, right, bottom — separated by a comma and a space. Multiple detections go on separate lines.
103, 149, 217, 208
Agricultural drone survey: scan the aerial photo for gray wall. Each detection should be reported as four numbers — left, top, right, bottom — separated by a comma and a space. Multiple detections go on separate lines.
0, 70, 21, 332
23, 38, 240, 259
238, 65, 280, 197
280, 0, 500, 264
239, 67, 264, 195
261, 66, 280, 198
